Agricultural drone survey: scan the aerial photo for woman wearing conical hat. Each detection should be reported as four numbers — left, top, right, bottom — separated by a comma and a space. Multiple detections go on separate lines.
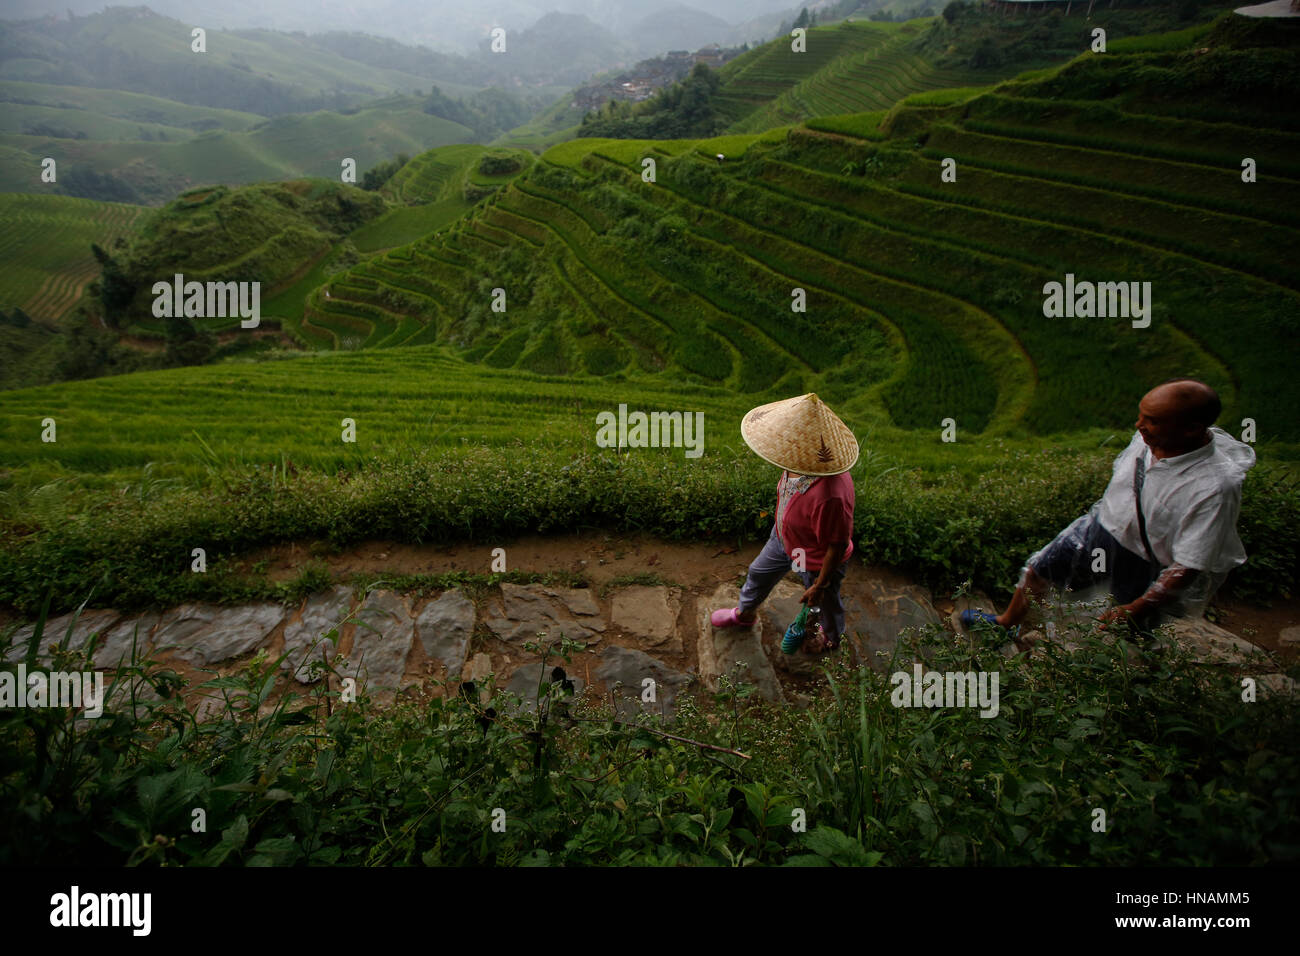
711, 393, 858, 654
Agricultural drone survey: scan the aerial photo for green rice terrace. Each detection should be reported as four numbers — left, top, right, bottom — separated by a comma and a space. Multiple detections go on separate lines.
1, 9, 1298, 869
0, 193, 144, 321
291, 33, 1299, 448
715, 19, 1030, 133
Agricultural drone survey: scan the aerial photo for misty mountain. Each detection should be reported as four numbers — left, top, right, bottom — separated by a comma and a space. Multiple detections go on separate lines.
628, 4, 738, 54
0, 7, 643, 114
0, 4, 757, 106
2, 1, 795, 55
476, 12, 634, 86
0, 7, 447, 114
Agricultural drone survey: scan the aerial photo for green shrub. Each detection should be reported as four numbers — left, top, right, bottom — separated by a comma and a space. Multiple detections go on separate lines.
478, 151, 525, 176
0, 443, 1293, 616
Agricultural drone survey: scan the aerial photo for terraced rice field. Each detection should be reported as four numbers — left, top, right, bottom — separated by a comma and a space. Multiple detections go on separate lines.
714, 21, 901, 128
286, 70, 1299, 445
729, 30, 1019, 133
0, 193, 145, 320
5, 27, 1296, 469
0, 344, 753, 474
383, 145, 486, 204
711, 19, 1021, 135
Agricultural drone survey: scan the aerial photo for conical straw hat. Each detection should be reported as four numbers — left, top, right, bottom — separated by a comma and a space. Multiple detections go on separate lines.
740, 393, 859, 476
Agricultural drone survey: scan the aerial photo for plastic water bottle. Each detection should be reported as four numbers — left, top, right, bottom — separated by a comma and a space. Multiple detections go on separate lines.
781, 605, 806, 654
782, 604, 821, 654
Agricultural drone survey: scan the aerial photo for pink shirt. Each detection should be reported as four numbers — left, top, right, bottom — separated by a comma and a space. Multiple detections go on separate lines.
774, 470, 854, 571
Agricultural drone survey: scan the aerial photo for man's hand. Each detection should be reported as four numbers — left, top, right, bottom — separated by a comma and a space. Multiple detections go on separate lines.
801, 583, 825, 606
1096, 604, 1140, 630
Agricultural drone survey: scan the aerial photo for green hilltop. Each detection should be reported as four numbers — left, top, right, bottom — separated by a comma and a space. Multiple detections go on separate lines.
94, 179, 387, 332
78, 145, 537, 334
0, 144, 538, 390
0, 179, 389, 388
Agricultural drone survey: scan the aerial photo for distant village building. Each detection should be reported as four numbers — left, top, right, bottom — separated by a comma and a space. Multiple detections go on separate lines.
619, 80, 654, 100
572, 44, 744, 112
692, 44, 725, 67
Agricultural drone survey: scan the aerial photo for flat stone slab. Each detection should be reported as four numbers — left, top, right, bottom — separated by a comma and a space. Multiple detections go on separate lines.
696, 584, 784, 703
101, 673, 164, 721
1162, 617, 1269, 666
154, 603, 285, 666
416, 589, 475, 678
462, 652, 494, 685
502, 660, 585, 715
545, 586, 601, 619
6, 609, 121, 664
193, 694, 229, 723
94, 613, 160, 669
596, 645, 692, 718
282, 586, 353, 683
849, 578, 942, 670
485, 583, 606, 646
610, 585, 683, 654
342, 589, 414, 694
1279, 625, 1300, 646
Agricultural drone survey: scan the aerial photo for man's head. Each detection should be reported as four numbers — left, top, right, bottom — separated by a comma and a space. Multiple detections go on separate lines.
1136, 378, 1220, 457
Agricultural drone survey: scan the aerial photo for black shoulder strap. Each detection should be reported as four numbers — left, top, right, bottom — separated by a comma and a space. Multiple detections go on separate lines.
1133, 454, 1158, 566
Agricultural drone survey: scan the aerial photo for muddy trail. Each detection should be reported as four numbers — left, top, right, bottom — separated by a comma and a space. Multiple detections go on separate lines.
5, 531, 1298, 717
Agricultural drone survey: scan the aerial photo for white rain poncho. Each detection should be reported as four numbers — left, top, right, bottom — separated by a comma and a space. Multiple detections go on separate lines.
1020, 427, 1256, 623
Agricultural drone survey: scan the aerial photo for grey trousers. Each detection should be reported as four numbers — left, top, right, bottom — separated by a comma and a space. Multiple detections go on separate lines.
737, 528, 848, 643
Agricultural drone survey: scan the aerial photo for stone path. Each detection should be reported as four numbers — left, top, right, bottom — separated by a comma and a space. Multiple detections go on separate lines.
5, 571, 1293, 719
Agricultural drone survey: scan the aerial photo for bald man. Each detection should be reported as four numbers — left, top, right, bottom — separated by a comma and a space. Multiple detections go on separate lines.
962, 379, 1255, 644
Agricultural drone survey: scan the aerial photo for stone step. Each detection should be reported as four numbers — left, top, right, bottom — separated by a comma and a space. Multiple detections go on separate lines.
696, 584, 785, 703
595, 645, 693, 718
281, 585, 352, 683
